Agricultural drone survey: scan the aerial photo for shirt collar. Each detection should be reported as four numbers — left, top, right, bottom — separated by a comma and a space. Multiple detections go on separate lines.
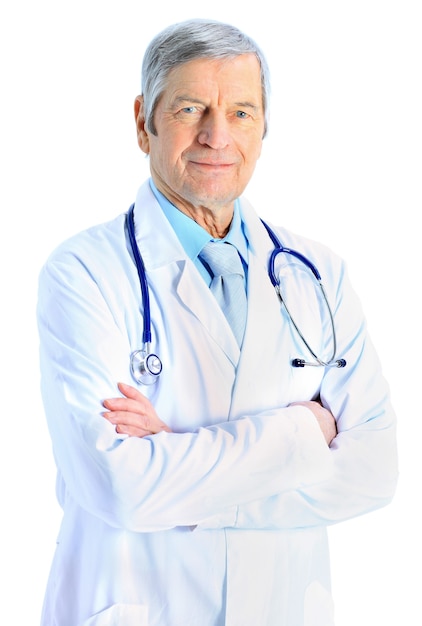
149, 178, 248, 263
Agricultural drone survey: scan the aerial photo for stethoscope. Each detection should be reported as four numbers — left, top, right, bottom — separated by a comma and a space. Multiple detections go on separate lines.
126, 204, 346, 385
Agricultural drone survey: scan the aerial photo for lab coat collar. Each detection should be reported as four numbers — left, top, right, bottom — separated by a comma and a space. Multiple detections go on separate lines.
133, 181, 186, 270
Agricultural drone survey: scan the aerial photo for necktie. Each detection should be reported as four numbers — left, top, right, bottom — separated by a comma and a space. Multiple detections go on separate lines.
200, 241, 247, 346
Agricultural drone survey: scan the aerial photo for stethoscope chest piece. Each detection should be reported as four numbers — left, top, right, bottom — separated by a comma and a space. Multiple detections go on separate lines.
130, 349, 163, 385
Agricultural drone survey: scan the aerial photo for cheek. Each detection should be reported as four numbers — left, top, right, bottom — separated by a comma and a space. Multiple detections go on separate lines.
240, 141, 263, 176
238, 132, 263, 162
149, 145, 187, 187
149, 142, 172, 172
151, 135, 186, 171
249, 135, 263, 160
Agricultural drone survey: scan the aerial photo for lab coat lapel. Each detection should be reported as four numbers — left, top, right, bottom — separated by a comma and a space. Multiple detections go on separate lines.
133, 181, 241, 366
176, 267, 241, 365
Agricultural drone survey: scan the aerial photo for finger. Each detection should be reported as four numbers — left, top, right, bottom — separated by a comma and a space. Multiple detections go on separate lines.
115, 423, 151, 438
103, 396, 148, 412
117, 381, 146, 401
103, 410, 150, 430
102, 383, 148, 410
111, 413, 164, 438
103, 410, 170, 434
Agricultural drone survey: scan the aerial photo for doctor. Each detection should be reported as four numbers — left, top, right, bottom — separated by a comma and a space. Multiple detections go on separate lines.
37, 18, 398, 626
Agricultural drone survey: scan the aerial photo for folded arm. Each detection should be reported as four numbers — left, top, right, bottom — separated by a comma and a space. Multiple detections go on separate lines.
103, 385, 337, 445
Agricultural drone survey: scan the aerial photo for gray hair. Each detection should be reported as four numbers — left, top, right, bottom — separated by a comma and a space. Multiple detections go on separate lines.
141, 18, 271, 136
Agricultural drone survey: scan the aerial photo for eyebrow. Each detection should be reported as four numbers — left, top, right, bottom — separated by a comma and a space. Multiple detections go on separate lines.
235, 101, 260, 113
171, 96, 205, 108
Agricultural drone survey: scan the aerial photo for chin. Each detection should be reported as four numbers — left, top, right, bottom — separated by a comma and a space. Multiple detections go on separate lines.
184, 181, 242, 207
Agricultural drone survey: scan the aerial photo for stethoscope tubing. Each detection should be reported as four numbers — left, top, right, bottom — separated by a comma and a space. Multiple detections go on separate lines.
261, 220, 322, 282
127, 204, 151, 346
126, 205, 346, 382
261, 219, 345, 368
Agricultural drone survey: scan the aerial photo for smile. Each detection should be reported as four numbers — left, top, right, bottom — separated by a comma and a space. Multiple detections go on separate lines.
189, 160, 235, 169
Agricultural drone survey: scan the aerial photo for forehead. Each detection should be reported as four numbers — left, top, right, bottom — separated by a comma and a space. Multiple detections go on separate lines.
162, 54, 263, 104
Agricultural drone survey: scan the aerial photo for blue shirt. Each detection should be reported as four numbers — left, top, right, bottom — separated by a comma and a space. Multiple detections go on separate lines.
149, 179, 249, 288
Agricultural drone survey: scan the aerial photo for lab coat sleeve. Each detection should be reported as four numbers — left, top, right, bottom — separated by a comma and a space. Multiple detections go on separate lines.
37, 246, 335, 533
197, 259, 398, 531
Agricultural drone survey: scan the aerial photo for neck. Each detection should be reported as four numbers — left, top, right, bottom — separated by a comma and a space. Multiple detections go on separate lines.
182, 206, 233, 238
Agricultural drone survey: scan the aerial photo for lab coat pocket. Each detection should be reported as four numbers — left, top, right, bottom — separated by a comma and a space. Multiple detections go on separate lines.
304, 581, 335, 626
80, 603, 149, 626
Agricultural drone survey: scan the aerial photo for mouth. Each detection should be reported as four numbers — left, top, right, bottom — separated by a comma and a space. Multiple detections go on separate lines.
189, 160, 235, 170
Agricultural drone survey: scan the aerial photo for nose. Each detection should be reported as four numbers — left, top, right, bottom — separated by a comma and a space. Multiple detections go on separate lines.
197, 111, 231, 149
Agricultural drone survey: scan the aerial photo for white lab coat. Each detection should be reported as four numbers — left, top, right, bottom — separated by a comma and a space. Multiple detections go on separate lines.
37, 180, 398, 626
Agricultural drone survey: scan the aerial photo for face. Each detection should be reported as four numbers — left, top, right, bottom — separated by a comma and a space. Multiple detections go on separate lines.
135, 54, 265, 224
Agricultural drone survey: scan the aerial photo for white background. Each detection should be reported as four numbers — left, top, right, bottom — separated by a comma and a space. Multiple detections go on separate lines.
1, 1, 420, 624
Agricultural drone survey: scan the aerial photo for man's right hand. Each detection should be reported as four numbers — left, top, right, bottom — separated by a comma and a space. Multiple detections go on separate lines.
102, 382, 172, 438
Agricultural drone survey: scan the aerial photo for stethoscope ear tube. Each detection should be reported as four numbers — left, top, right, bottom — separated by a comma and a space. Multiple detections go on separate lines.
292, 358, 347, 368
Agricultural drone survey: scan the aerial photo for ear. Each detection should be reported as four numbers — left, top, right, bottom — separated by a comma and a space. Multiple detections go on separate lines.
134, 95, 150, 154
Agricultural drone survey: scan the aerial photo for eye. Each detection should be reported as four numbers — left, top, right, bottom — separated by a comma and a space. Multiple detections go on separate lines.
236, 110, 249, 119
181, 106, 198, 114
